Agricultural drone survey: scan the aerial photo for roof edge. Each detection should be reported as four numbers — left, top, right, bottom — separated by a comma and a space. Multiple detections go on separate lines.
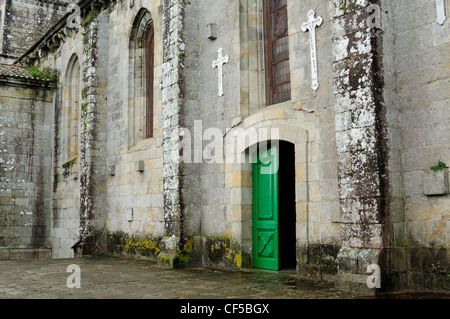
16, 0, 105, 65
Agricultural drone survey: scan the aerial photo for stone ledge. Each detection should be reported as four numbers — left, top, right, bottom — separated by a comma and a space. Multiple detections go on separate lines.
423, 169, 449, 196
335, 272, 378, 296
0, 248, 52, 260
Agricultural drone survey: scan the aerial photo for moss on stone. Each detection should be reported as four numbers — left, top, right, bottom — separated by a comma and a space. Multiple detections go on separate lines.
119, 236, 161, 257
173, 238, 194, 268
26, 65, 58, 90
206, 236, 244, 269
62, 156, 77, 168
82, 10, 100, 27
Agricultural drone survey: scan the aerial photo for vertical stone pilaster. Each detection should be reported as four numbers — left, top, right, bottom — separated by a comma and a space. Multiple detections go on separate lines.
78, 17, 99, 251
331, 0, 389, 291
161, 0, 185, 243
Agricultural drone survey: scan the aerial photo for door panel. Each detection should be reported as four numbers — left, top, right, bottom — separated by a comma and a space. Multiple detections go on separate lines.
252, 145, 279, 270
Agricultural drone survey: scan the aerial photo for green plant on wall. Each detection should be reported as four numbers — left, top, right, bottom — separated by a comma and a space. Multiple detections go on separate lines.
430, 161, 447, 172
82, 10, 100, 27
119, 237, 161, 257
173, 239, 194, 268
27, 65, 59, 90
82, 9, 100, 49
62, 156, 78, 169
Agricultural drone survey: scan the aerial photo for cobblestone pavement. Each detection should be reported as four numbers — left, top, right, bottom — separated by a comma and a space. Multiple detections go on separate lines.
0, 256, 448, 300
0, 256, 353, 299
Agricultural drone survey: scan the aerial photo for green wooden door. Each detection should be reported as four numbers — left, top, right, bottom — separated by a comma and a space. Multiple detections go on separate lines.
252, 145, 279, 270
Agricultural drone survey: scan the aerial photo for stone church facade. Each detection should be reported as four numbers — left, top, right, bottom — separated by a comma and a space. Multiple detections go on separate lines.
0, 0, 449, 293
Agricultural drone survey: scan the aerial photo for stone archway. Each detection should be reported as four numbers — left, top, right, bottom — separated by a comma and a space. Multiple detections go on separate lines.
223, 104, 310, 269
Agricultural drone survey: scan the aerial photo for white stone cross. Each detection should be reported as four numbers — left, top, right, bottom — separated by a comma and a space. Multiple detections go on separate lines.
302, 9, 323, 91
436, 0, 447, 25
212, 47, 229, 97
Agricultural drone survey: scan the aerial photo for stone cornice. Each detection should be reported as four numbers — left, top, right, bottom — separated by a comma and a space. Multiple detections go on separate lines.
16, 0, 111, 66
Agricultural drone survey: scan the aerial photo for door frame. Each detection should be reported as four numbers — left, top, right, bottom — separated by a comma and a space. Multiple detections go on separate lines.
223, 113, 309, 270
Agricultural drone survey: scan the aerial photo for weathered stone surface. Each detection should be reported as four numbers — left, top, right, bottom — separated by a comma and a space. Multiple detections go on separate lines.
0, 0, 69, 58
423, 170, 449, 196
0, 76, 53, 254
0, 0, 448, 294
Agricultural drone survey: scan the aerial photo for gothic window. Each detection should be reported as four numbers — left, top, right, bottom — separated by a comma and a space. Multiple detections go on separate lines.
129, 9, 154, 147
263, 0, 291, 105
144, 25, 154, 139
65, 54, 81, 160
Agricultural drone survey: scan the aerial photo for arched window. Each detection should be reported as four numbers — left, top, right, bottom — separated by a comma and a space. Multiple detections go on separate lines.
144, 24, 154, 139
129, 9, 154, 147
65, 54, 80, 160
263, 0, 291, 105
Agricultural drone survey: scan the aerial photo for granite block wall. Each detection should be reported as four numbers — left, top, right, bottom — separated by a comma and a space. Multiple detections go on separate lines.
0, 76, 53, 259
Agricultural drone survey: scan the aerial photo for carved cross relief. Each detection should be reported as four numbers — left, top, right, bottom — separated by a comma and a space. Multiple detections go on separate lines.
436, 0, 447, 25
302, 9, 323, 91
212, 47, 229, 97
